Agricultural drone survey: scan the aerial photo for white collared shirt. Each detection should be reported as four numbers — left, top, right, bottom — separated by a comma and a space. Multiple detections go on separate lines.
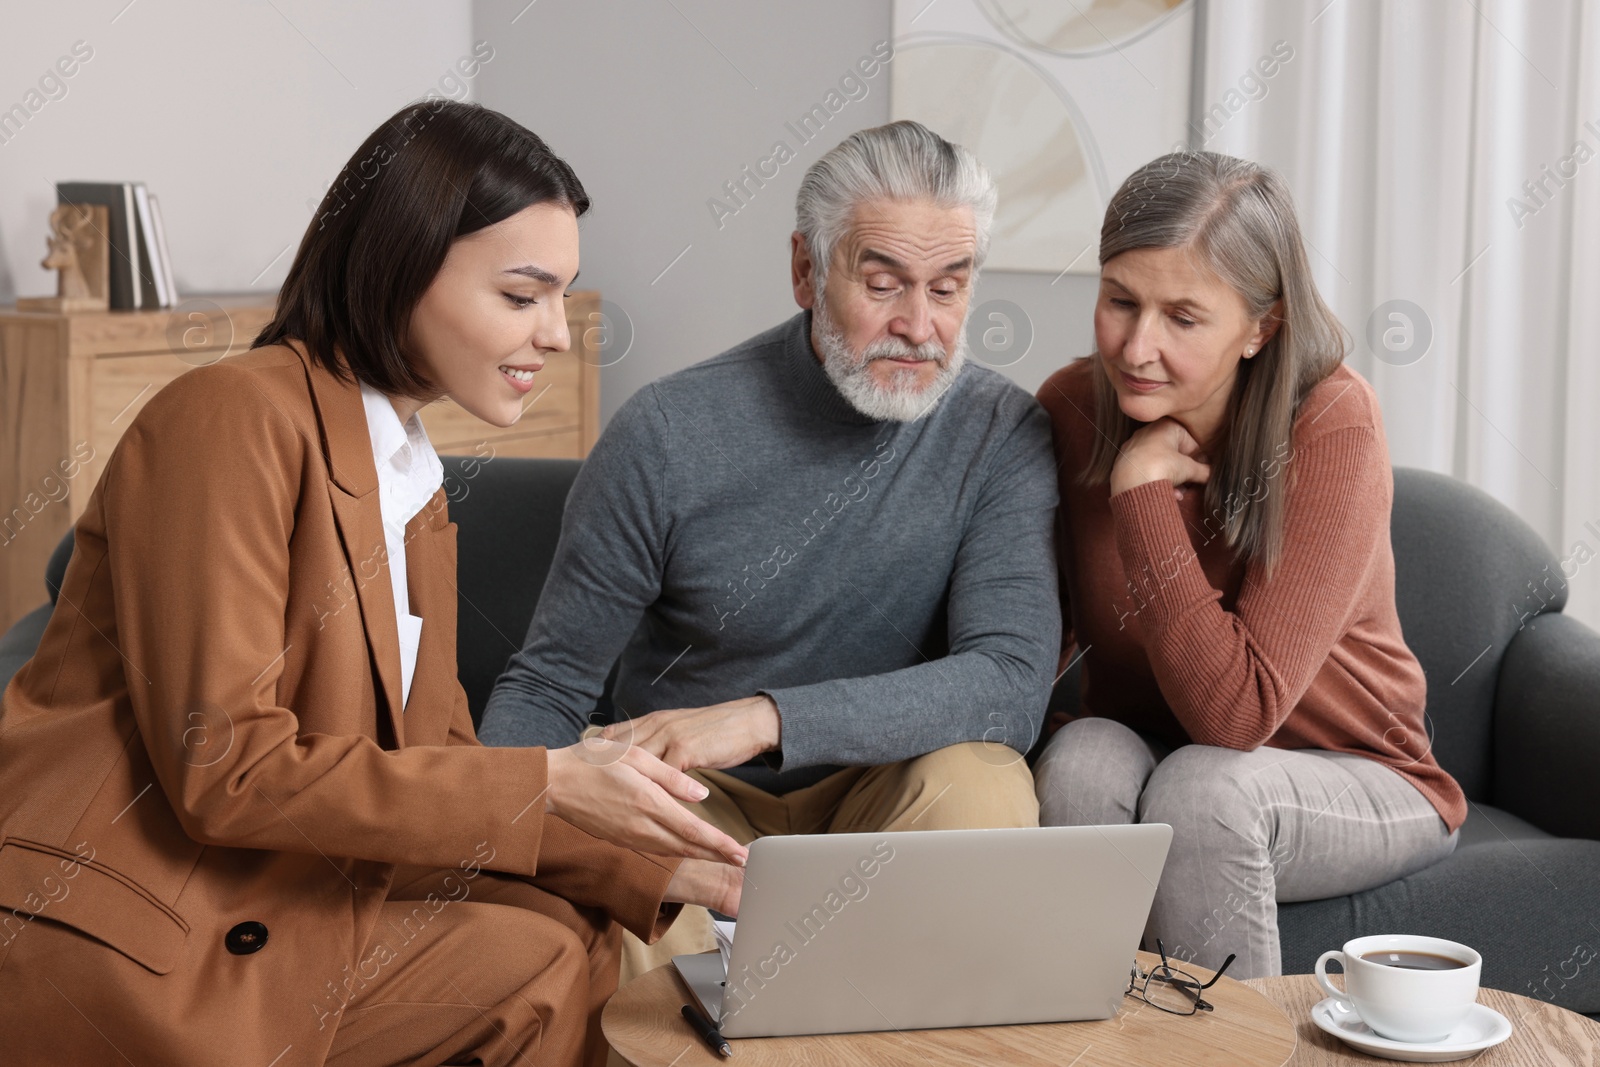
358, 381, 444, 711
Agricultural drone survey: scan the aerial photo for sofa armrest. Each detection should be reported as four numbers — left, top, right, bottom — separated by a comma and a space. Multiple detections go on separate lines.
1493, 611, 1600, 840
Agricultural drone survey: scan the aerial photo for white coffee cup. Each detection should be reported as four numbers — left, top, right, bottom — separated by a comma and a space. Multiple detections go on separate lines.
1315, 934, 1482, 1043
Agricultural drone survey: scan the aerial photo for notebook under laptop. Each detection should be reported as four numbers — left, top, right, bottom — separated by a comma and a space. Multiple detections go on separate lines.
673, 823, 1173, 1039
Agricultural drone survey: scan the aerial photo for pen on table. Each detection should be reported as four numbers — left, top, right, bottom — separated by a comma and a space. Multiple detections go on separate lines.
681, 1002, 733, 1058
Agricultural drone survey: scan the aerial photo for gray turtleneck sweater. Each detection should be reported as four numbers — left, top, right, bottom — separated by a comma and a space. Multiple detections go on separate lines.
477, 310, 1061, 794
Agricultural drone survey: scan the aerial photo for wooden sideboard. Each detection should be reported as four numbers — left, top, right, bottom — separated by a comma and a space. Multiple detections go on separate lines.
0, 290, 602, 632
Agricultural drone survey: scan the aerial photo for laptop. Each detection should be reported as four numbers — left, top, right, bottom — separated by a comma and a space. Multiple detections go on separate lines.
673, 823, 1172, 1039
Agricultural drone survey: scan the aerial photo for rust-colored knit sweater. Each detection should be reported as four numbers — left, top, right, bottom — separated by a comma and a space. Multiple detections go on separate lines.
1036, 358, 1466, 832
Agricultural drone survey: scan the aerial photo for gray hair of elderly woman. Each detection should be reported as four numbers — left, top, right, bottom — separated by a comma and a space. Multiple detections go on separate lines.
795, 120, 997, 290
1081, 150, 1348, 575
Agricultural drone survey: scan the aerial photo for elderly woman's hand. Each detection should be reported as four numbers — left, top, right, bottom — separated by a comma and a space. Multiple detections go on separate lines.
1110, 417, 1212, 499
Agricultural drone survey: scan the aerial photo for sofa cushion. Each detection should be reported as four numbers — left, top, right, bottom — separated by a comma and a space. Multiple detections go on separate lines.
0, 602, 52, 695
45, 528, 74, 605
443, 455, 583, 726
1455, 803, 1555, 847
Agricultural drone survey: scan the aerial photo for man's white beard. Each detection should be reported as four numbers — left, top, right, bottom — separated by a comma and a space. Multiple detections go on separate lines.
813, 297, 968, 422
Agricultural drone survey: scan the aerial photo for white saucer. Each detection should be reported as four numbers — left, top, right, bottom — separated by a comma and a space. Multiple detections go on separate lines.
1309, 998, 1513, 1062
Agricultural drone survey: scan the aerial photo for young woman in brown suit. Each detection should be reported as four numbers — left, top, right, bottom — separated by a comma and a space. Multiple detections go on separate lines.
0, 101, 746, 1067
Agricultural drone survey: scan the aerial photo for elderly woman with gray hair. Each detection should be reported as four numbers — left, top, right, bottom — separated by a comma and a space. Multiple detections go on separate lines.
1032, 151, 1466, 979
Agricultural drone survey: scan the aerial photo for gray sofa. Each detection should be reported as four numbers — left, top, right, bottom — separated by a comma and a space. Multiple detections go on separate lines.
3, 460, 1597, 1016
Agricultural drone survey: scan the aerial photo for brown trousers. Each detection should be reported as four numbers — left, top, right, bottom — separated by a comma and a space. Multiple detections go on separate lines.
323, 863, 621, 1067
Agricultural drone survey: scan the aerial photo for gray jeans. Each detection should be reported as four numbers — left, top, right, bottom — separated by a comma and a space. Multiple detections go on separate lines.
1033, 717, 1459, 979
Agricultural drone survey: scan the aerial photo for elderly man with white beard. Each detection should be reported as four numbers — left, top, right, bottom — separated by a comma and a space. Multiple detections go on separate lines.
479, 120, 1061, 982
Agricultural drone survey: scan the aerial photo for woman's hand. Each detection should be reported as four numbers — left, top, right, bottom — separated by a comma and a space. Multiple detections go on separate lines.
1110, 418, 1211, 498
664, 856, 744, 917
544, 738, 749, 868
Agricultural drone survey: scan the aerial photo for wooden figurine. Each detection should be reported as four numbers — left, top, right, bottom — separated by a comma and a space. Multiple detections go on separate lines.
17, 203, 110, 312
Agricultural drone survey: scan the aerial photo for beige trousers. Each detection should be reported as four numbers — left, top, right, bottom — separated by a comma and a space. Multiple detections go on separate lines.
615, 739, 1040, 984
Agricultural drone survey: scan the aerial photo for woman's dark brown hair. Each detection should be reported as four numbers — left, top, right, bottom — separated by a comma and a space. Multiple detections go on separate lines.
254, 100, 589, 397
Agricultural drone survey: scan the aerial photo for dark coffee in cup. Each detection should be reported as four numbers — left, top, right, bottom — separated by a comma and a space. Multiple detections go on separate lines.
1359, 951, 1469, 971
1317, 936, 1483, 1042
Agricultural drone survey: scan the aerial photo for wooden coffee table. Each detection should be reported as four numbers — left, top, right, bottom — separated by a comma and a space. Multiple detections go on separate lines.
603, 957, 1600, 1065
1244, 972, 1600, 1064
602, 951, 1297, 1066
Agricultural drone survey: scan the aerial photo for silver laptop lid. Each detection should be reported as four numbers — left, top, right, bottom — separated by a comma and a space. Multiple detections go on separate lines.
692, 823, 1172, 1039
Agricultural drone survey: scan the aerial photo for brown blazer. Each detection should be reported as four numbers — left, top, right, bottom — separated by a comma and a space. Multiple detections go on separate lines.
0, 340, 681, 1064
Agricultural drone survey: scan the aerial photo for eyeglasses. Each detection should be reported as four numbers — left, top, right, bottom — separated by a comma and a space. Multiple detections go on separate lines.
1125, 940, 1237, 1015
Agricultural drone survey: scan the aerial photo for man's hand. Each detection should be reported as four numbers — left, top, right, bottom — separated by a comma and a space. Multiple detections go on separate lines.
599, 695, 782, 773
544, 739, 749, 868
1110, 418, 1211, 499
664, 857, 744, 917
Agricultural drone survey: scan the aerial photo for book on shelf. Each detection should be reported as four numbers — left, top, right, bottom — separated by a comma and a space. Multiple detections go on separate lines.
55, 181, 178, 310
147, 194, 178, 306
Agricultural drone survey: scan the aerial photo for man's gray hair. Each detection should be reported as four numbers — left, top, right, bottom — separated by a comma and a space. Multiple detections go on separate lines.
795, 120, 997, 289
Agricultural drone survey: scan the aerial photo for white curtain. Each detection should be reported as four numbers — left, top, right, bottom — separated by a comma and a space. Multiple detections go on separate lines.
1194, 0, 1600, 631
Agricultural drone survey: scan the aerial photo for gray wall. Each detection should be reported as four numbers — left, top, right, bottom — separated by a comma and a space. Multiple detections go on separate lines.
0, 1, 475, 302
471, 0, 1099, 425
